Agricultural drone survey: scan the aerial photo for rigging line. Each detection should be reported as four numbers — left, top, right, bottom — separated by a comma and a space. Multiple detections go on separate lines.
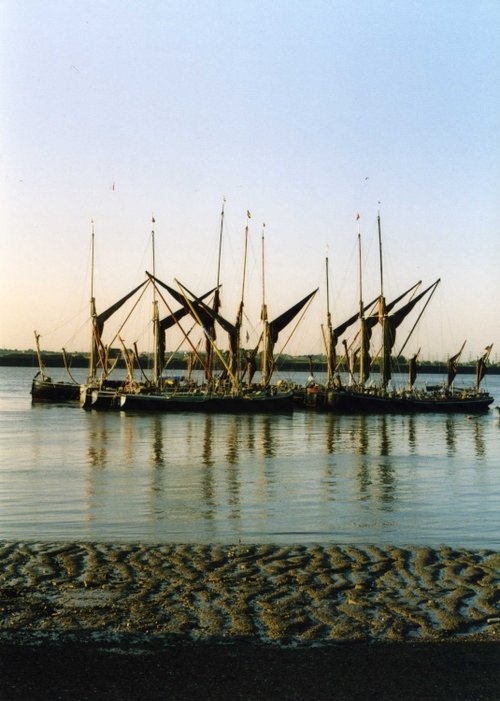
37, 300, 89, 341
175, 279, 237, 387
397, 279, 441, 359
102, 352, 121, 383
335, 331, 361, 374
133, 342, 150, 384
216, 198, 225, 291
105, 279, 152, 352
61, 348, 79, 384
273, 291, 317, 365
118, 336, 136, 386
238, 303, 260, 337
163, 322, 198, 370
150, 279, 207, 374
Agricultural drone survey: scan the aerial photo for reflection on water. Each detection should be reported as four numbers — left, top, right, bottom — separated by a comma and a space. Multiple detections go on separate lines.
75, 409, 497, 542
445, 417, 456, 456
408, 415, 417, 454
473, 419, 485, 457
152, 416, 164, 468
1, 367, 499, 547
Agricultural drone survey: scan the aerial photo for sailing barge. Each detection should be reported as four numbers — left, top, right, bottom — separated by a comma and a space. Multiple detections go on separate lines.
304, 214, 494, 414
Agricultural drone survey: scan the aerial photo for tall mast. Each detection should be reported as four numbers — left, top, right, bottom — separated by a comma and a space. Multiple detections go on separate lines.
377, 211, 384, 304
357, 217, 366, 386
207, 199, 225, 382
151, 215, 161, 386
88, 219, 97, 384
239, 211, 250, 324
260, 221, 269, 386
378, 210, 390, 388
325, 254, 334, 384
152, 215, 156, 279
235, 211, 250, 385
215, 198, 225, 302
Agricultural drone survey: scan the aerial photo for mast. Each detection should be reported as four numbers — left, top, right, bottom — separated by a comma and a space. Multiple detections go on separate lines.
325, 254, 335, 385
357, 216, 367, 386
215, 199, 225, 304
206, 198, 225, 383
378, 211, 391, 389
151, 215, 161, 386
235, 211, 250, 386
378, 211, 385, 306
33, 331, 48, 380
88, 220, 98, 384
260, 221, 270, 386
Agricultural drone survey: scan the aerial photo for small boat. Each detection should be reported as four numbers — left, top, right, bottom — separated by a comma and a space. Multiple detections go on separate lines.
30, 333, 80, 403
32, 222, 150, 405
31, 371, 80, 403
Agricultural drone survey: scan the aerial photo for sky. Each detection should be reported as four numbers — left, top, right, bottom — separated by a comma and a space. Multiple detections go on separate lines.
1, 0, 499, 364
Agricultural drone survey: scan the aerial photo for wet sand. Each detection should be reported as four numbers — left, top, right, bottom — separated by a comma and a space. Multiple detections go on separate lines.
1, 542, 499, 699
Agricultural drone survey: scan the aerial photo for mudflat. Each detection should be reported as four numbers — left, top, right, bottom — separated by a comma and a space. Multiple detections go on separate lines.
0, 542, 499, 699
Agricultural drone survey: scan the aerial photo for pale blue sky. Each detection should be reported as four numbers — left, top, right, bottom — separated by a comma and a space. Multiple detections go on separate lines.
1, 0, 499, 362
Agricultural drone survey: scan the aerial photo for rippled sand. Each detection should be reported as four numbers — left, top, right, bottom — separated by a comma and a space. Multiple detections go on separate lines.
0, 542, 499, 645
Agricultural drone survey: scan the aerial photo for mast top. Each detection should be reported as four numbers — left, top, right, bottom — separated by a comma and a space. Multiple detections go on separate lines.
377, 211, 385, 302
151, 214, 156, 279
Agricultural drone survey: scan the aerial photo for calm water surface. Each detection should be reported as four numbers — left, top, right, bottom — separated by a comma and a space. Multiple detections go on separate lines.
1, 367, 499, 547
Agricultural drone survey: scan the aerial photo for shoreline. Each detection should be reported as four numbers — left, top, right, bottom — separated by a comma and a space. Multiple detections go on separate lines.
3, 354, 500, 374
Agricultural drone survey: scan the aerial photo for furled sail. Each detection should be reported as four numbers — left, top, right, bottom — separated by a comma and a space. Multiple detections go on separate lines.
147, 273, 219, 378
261, 288, 318, 385
381, 280, 440, 385
268, 289, 318, 345
157, 287, 216, 375
174, 279, 240, 379
360, 315, 377, 383
332, 282, 421, 378
90, 279, 149, 377
476, 344, 493, 391
329, 306, 366, 378
408, 349, 420, 388
94, 280, 149, 340
447, 340, 467, 389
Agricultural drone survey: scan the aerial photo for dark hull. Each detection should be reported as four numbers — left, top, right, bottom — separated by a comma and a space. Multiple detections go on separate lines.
31, 378, 81, 403
89, 389, 123, 410
119, 390, 295, 413
332, 388, 494, 414
80, 381, 130, 409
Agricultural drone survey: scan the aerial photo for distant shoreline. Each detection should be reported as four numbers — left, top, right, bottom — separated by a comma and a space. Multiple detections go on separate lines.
1, 350, 498, 374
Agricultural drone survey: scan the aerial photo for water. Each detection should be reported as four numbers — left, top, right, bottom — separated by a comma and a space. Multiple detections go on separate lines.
1, 367, 499, 547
